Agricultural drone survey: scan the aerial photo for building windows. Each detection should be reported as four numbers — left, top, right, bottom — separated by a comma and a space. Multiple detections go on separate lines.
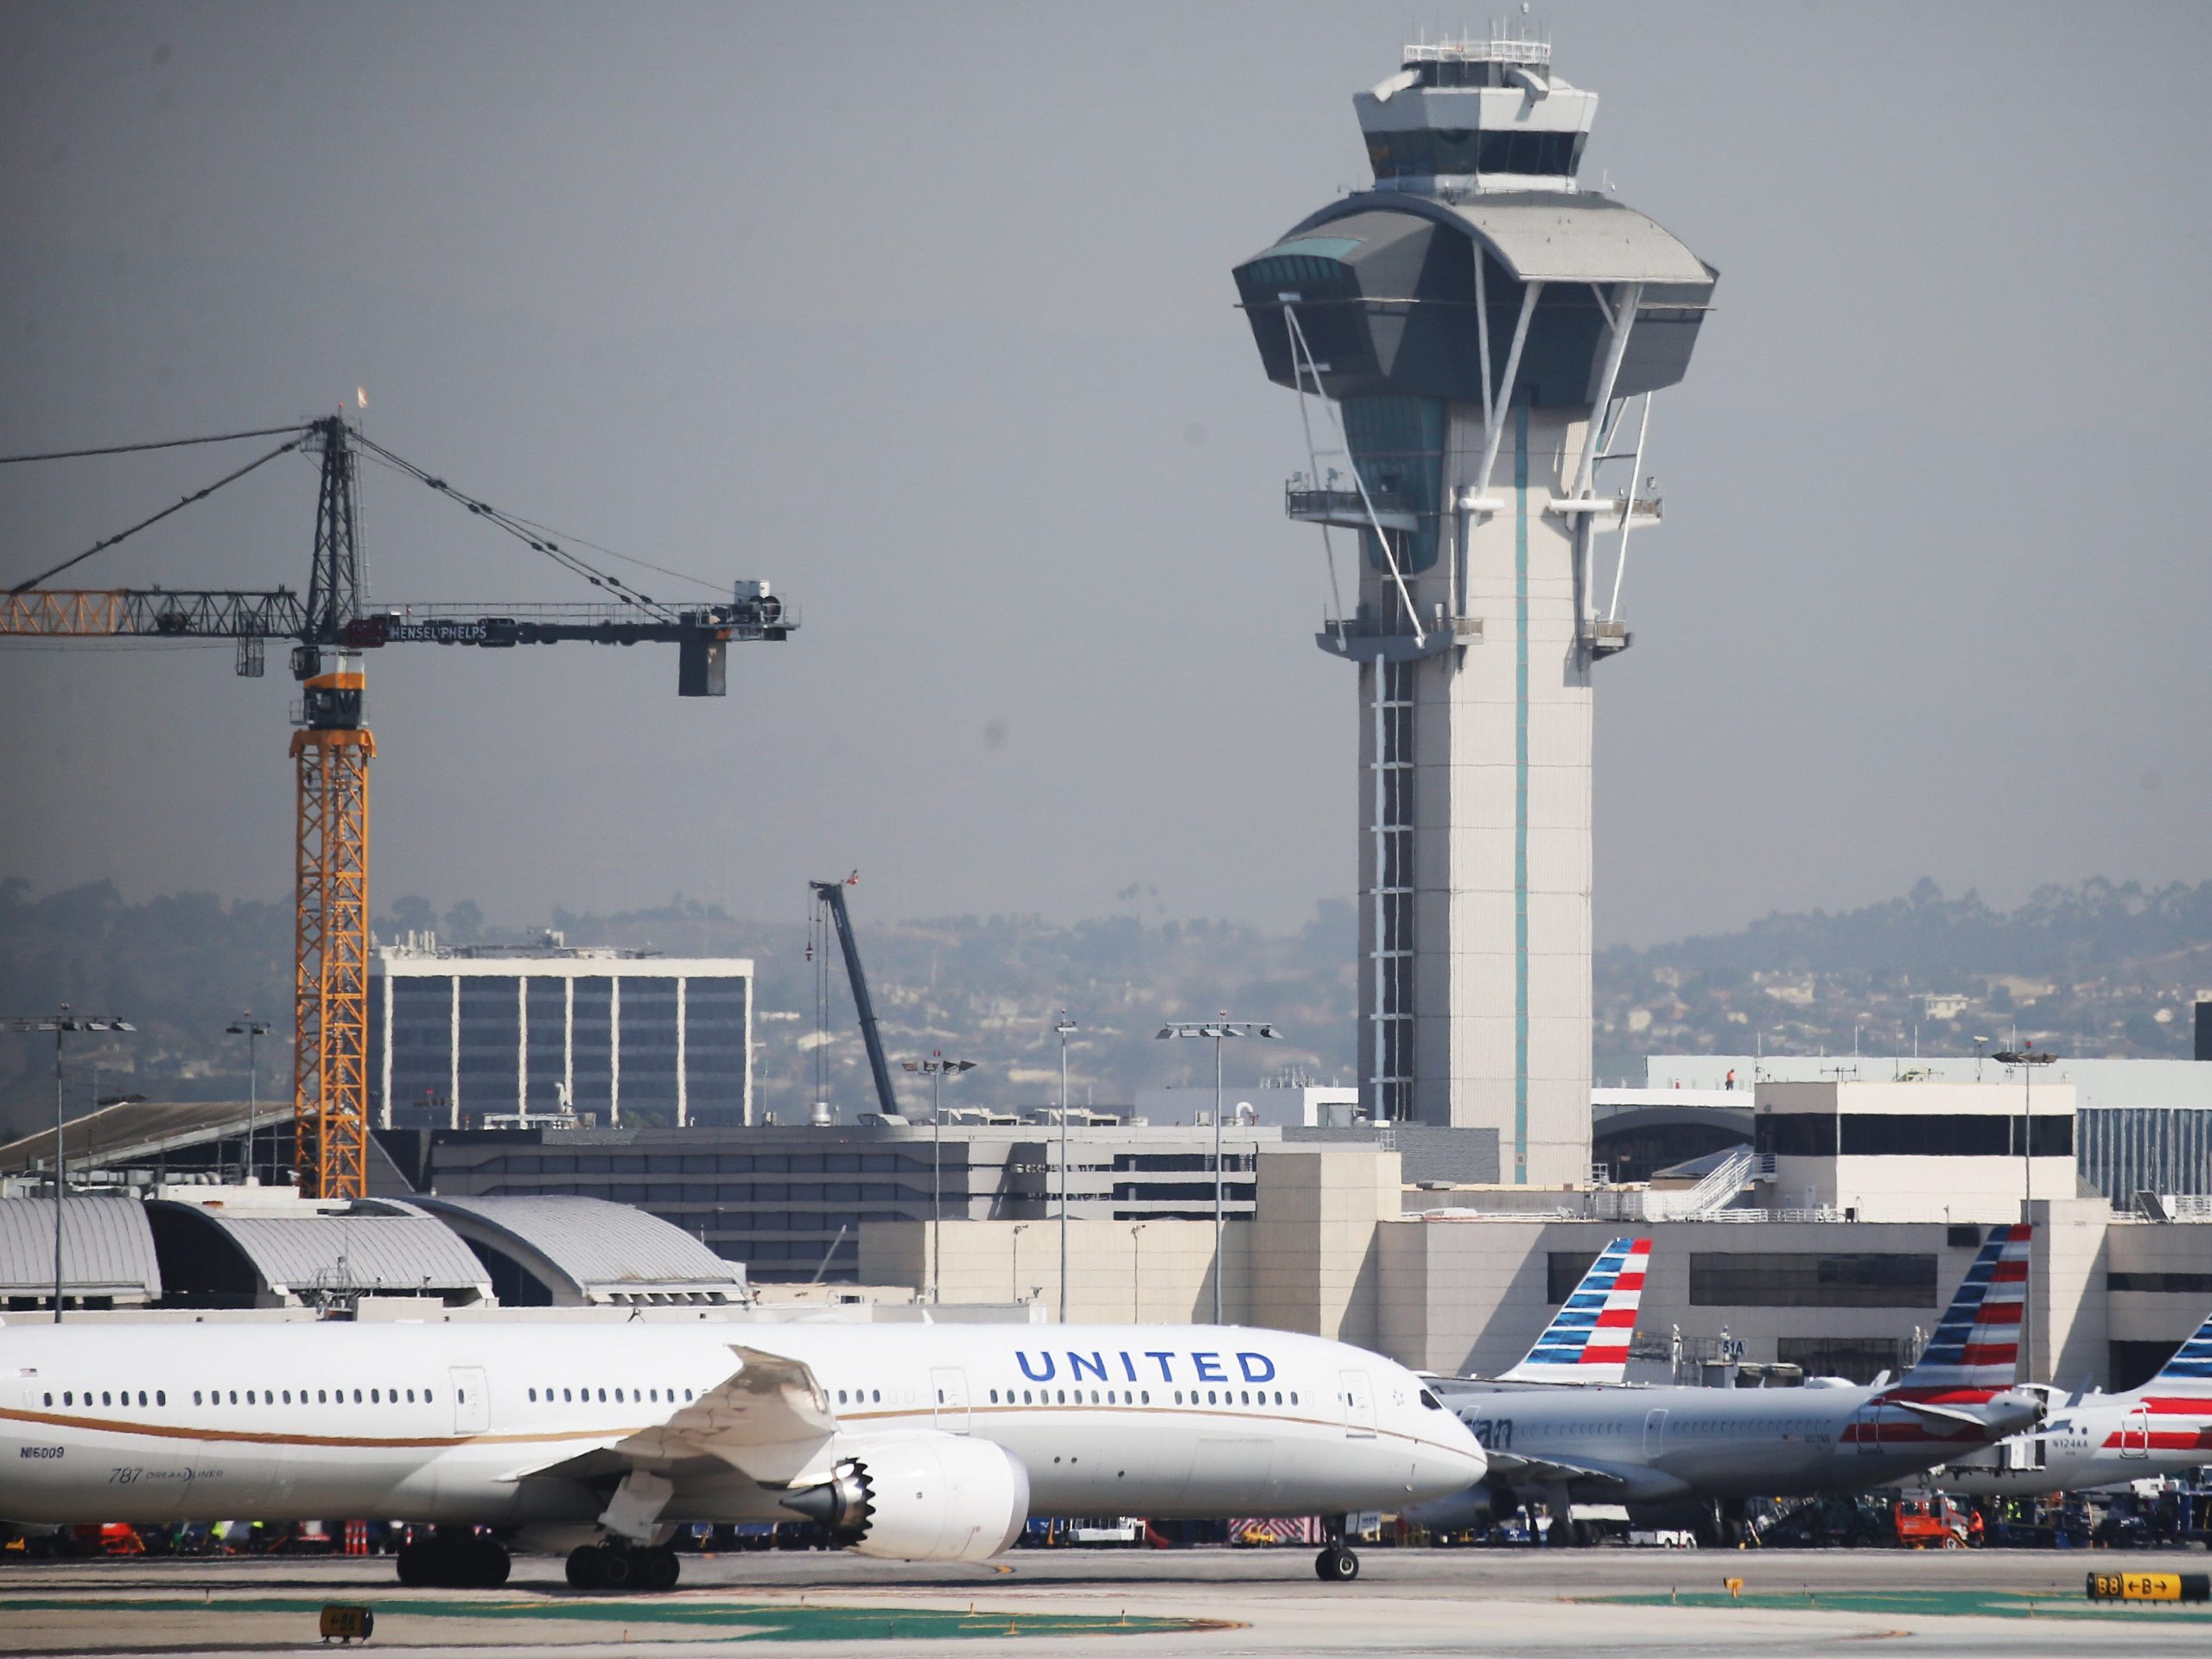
1547, 1250, 1603, 1304
1759, 1113, 2075, 1159
1688, 1252, 1937, 1309
2109, 1270, 2212, 1294
1370, 657, 1415, 1124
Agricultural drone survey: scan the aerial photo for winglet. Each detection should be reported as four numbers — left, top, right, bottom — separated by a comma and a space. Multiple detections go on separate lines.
1498, 1236, 1650, 1384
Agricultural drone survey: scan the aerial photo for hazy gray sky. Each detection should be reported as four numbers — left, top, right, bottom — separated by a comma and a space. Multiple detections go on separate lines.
3, 1, 2208, 947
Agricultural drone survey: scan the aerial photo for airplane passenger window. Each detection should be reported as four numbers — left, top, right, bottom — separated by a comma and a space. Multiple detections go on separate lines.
42, 1392, 52, 1406
425, 1390, 434, 1403
529, 1389, 537, 1402
614, 1389, 625, 1402
563, 1388, 572, 1402
317, 1389, 327, 1403
370, 1389, 379, 1403
1173, 1390, 1184, 1404
873, 1389, 881, 1403
596, 1389, 606, 1402
229, 1390, 238, 1405
64, 1391, 74, 1405
1023, 1390, 1033, 1404
836, 1389, 847, 1404
1141, 1390, 1151, 1404
1291, 1392, 1299, 1405
683, 1389, 694, 1401
650, 1389, 658, 1402
137, 1391, 148, 1406
353, 1389, 363, 1404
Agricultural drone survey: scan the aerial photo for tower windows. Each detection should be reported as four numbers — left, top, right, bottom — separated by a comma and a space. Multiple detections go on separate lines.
1370, 658, 1416, 1122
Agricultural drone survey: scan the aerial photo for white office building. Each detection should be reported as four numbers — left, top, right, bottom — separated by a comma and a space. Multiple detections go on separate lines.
368, 937, 753, 1130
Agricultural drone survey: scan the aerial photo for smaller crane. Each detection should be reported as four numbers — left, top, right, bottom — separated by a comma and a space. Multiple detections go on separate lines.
809, 874, 900, 1120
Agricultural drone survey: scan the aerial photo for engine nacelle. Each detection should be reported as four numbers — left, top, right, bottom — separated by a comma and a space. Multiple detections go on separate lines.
781, 1432, 1029, 1563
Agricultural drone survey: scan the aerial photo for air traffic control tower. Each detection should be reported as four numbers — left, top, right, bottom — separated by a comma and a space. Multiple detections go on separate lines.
1232, 35, 1715, 1183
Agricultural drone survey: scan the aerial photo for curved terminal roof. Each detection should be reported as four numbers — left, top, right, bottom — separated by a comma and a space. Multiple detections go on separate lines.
149, 1198, 492, 1305
1294, 190, 1714, 288
409, 1195, 745, 1306
0, 1198, 161, 1305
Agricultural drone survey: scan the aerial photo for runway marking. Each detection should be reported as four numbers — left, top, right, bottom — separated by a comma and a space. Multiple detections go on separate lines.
1592, 1588, 2212, 1624
0, 1592, 1210, 1643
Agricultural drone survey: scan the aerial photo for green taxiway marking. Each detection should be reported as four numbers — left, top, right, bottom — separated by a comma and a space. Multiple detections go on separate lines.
0, 1593, 1202, 1642
1595, 1588, 2212, 1623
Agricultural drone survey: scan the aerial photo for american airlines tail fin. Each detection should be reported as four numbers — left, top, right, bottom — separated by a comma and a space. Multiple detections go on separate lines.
1498, 1236, 1649, 1384
1891, 1224, 2031, 1400
2139, 1306, 2212, 1395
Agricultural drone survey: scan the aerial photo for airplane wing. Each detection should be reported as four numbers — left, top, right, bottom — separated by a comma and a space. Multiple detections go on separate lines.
511, 1344, 841, 1489
1482, 1447, 1629, 1490
1885, 1397, 2002, 1433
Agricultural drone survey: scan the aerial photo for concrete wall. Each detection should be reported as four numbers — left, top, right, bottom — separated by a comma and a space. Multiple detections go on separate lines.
861, 1217, 1247, 1325
1248, 1148, 1401, 1346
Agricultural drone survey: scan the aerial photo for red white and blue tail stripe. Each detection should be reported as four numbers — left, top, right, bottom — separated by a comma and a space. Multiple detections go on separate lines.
1500, 1236, 1649, 1384
2101, 1307, 2212, 1453
1891, 1224, 2031, 1399
2145, 1308, 2212, 1392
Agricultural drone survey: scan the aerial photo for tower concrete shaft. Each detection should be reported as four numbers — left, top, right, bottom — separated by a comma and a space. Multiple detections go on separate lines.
1234, 34, 1714, 1184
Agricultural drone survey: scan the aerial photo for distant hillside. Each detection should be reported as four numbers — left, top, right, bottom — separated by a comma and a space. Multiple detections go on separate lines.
3, 874, 2203, 1142
1593, 879, 2212, 1083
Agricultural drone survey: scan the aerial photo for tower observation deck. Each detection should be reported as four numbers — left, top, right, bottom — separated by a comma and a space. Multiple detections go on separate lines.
1231, 32, 1716, 1183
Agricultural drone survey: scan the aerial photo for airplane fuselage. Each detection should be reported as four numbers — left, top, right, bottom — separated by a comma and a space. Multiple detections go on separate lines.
0, 1319, 1482, 1528
1414, 1377, 2033, 1524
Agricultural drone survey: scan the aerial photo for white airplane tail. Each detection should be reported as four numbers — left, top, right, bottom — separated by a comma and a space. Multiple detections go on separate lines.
1497, 1236, 1649, 1384
1890, 1224, 2031, 1402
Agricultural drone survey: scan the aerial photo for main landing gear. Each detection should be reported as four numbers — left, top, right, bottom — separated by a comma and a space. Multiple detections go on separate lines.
566, 1541, 682, 1592
395, 1529, 510, 1588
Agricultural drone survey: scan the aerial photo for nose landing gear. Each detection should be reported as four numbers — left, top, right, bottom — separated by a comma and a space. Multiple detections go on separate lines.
1314, 1541, 1361, 1581
566, 1541, 682, 1592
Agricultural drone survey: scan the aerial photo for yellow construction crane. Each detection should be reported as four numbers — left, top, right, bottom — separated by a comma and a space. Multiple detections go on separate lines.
3, 416, 794, 1196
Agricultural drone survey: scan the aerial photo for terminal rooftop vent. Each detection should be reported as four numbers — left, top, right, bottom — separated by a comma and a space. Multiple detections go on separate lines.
1359, 26, 1596, 198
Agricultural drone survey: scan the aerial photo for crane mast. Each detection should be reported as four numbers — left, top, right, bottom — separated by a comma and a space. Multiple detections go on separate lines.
2, 414, 798, 1197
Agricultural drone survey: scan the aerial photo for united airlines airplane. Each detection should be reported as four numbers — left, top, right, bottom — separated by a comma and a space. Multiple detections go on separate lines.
1930, 1306, 2212, 1497
1408, 1225, 2043, 1543
0, 1319, 1482, 1588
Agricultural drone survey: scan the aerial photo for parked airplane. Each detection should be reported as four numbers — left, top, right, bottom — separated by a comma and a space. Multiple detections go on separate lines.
1408, 1225, 2043, 1544
1930, 1306, 2212, 1497
0, 1318, 1482, 1587
1492, 1237, 1652, 1386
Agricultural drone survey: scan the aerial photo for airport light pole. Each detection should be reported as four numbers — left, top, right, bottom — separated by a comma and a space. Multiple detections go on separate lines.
1156, 1017, 1278, 1324
3, 1008, 134, 1322
1129, 1222, 1149, 1322
226, 1014, 272, 1185
1054, 1013, 1077, 1322
1994, 1044, 2056, 1383
902, 1053, 975, 1304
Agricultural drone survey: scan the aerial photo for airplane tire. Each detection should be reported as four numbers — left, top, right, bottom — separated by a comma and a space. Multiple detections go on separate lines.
642, 1548, 681, 1592
395, 1541, 431, 1586
598, 1548, 637, 1591
471, 1540, 512, 1587
1315, 1545, 1359, 1583
566, 1545, 604, 1590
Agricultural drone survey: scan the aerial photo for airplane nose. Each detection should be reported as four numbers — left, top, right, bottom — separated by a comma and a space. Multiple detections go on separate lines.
1408, 1412, 1488, 1501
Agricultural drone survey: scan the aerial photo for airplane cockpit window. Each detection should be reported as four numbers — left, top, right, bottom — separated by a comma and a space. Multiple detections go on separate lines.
1420, 1389, 1444, 1411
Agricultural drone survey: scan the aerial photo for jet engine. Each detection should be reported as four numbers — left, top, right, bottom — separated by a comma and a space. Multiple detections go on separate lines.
779, 1432, 1030, 1562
